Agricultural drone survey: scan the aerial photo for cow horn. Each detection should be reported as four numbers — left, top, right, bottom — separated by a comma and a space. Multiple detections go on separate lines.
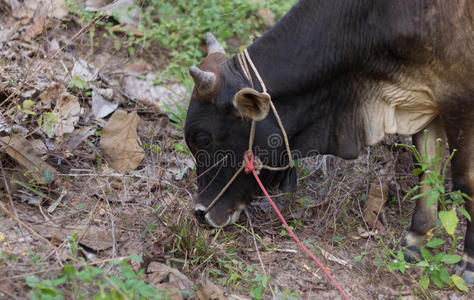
206, 32, 225, 55
189, 66, 216, 96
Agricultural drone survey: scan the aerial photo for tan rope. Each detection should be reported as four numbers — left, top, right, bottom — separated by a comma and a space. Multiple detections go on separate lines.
243, 49, 266, 93
204, 164, 245, 214
203, 49, 294, 214
242, 49, 294, 168
238, 52, 254, 88
248, 119, 256, 152
269, 101, 294, 168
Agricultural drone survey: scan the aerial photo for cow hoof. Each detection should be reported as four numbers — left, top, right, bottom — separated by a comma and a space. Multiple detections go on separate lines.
461, 270, 474, 286
454, 259, 474, 286
402, 246, 422, 263
400, 232, 425, 262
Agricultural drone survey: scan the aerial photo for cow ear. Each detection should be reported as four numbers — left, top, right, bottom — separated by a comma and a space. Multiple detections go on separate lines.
233, 88, 271, 121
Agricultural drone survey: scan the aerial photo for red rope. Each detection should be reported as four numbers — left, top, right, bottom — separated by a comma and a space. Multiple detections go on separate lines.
244, 151, 351, 300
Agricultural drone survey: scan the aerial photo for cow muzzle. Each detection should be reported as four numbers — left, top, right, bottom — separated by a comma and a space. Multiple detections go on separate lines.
193, 203, 244, 228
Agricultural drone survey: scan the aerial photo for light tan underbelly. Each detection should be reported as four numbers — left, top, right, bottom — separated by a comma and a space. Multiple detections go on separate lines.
362, 80, 439, 145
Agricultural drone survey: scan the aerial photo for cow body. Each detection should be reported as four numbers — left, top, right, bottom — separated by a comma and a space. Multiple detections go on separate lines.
185, 0, 474, 284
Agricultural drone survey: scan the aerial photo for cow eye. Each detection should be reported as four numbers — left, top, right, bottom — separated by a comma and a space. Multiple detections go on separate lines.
195, 134, 211, 148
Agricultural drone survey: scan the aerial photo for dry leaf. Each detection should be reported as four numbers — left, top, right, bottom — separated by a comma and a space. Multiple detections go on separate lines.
0, 27, 15, 44
318, 246, 351, 268
0, 135, 57, 184
71, 58, 99, 82
84, 0, 107, 11
0, 170, 28, 195
122, 59, 151, 75
110, 24, 144, 37
38, 84, 62, 110
356, 226, 378, 239
52, 91, 82, 137
247, 250, 276, 264
100, 110, 144, 174
25, 16, 46, 39
13, 0, 68, 20
152, 283, 183, 300
2, 0, 21, 11
64, 126, 96, 151
364, 181, 388, 233
30, 138, 47, 155
147, 262, 193, 300
34, 223, 120, 251
197, 279, 228, 300
47, 38, 60, 54
87, 0, 140, 26
166, 158, 194, 181
91, 85, 118, 118
122, 75, 187, 111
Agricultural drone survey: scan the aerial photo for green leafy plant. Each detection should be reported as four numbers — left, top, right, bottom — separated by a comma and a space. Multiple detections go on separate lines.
20, 99, 36, 115
37, 112, 58, 137
389, 134, 472, 292
274, 287, 300, 300
226, 264, 272, 299
280, 219, 302, 237
68, 75, 89, 90
26, 256, 163, 300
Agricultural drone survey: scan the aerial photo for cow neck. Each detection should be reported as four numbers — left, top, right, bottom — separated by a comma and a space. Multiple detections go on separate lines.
203, 50, 294, 215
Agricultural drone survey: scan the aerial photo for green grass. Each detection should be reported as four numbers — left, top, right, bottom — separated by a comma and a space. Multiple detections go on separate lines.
66, 0, 297, 124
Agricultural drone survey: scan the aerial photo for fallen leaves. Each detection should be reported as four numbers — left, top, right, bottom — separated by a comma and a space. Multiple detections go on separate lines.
64, 126, 96, 151
100, 110, 145, 174
122, 74, 187, 113
364, 181, 388, 234
147, 262, 194, 300
12, 0, 69, 20
196, 279, 228, 300
0, 134, 57, 184
25, 16, 46, 40
71, 58, 99, 83
34, 223, 120, 251
91, 85, 118, 118
51, 91, 82, 138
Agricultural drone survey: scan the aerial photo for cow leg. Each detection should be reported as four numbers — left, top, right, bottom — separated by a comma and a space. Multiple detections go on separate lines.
443, 109, 474, 285
401, 116, 447, 261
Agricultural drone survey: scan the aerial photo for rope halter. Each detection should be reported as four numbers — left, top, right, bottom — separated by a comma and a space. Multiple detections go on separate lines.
203, 49, 294, 214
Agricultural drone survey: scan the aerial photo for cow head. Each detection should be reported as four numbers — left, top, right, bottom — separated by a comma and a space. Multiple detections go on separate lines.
185, 33, 293, 227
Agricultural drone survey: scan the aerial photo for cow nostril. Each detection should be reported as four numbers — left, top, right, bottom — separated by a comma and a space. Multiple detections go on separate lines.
194, 209, 206, 224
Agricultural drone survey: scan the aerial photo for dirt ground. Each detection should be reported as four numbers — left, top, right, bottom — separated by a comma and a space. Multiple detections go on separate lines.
0, 2, 472, 300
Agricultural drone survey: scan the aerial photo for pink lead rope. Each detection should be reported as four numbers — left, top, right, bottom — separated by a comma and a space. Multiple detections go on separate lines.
244, 151, 351, 300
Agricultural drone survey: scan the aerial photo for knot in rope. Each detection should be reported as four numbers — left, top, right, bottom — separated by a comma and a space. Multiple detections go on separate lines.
244, 151, 262, 175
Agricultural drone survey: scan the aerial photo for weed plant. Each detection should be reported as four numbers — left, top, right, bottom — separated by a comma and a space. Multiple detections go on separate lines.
386, 133, 471, 292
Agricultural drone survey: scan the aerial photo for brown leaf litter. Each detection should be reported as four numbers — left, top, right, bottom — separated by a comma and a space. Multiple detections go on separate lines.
33, 222, 120, 251
11, 0, 69, 20
51, 90, 82, 138
0, 134, 57, 184
147, 262, 194, 300
100, 110, 145, 174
